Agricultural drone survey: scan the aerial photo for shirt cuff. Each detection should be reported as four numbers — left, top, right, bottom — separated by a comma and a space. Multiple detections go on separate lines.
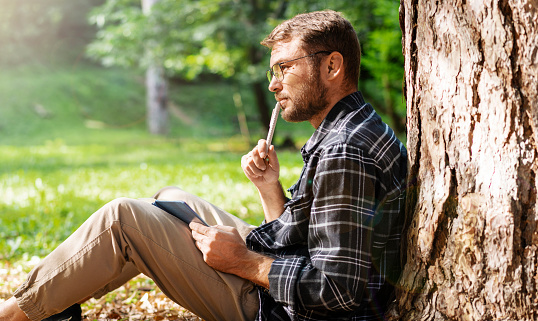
268, 257, 306, 307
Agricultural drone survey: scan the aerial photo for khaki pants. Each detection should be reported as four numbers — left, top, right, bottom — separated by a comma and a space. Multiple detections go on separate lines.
14, 187, 260, 321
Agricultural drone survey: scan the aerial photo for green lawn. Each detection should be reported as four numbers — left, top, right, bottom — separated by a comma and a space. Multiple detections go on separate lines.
0, 63, 309, 261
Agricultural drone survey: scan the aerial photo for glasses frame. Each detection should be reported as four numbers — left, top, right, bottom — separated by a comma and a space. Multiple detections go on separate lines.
266, 51, 332, 83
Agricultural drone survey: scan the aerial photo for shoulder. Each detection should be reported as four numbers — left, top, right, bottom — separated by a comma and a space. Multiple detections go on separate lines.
325, 104, 405, 161
317, 104, 407, 195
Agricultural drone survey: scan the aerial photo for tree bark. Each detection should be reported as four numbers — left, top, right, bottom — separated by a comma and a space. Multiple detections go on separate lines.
392, 0, 538, 320
142, 0, 168, 135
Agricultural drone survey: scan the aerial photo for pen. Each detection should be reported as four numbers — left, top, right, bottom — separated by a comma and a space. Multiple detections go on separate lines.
266, 102, 280, 157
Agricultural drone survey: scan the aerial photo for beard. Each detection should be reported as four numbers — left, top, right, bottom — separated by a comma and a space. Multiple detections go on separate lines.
280, 71, 329, 123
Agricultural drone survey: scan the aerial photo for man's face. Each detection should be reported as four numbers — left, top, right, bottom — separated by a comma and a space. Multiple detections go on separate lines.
268, 39, 329, 123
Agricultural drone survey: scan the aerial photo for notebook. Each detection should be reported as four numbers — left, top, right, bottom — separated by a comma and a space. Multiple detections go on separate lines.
152, 200, 209, 227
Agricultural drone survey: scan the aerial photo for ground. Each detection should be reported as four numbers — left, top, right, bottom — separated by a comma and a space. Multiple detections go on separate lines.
0, 259, 203, 321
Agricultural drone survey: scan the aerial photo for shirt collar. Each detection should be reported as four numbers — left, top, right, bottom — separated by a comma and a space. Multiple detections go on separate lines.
300, 91, 368, 161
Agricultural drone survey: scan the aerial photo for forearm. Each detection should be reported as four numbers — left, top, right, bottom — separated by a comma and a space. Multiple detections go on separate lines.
230, 250, 274, 289
257, 180, 287, 222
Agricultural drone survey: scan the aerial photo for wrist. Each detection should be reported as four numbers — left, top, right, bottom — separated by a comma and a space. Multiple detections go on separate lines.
256, 179, 282, 194
256, 180, 287, 222
235, 250, 273, 289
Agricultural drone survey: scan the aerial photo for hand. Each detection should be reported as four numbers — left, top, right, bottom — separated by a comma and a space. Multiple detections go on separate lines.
190, 222, 249, 274
190, 222, 273, 288
241, 139, 280, 188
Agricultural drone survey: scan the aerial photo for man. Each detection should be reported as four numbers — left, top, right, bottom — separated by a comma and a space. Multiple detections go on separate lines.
0, 10, 406, 321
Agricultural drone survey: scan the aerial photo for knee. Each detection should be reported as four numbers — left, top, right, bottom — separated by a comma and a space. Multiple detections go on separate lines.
98, 197, 141, 223
107, 197, 137, 209
152, 186, 190, 201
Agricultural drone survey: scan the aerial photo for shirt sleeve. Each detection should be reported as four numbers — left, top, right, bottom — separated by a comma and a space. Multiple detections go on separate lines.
267, 143, 378, 313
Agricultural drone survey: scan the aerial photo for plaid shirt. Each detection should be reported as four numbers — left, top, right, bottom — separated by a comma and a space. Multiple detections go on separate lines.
246, 92, 407, 321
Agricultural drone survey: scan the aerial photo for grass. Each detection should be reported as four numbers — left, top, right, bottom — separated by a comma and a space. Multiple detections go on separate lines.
0, 62, 309, 261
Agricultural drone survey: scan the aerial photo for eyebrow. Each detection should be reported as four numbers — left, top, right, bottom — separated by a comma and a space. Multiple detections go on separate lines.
270, 55, 301, 68
270, 56, 286, 67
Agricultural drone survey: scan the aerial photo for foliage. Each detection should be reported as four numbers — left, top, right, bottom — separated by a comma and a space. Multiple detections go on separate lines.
86, 0, 147, 68
360, 0, 406, 133
86, 0, 406, 135
87, 0, 283, 82
0, 0, 406, 135
87, 0, 291, 132
87, 0, 401, 83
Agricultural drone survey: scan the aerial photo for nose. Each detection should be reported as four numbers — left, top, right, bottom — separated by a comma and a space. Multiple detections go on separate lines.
268, 76, 282, 93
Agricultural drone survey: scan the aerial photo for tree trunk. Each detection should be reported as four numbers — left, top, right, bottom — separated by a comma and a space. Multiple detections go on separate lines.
145, 64, 168, 135
142, 0, 168, 135
392, 0, 538, 320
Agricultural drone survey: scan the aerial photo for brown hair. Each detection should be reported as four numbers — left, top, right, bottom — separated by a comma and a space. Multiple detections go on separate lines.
261, 10, 361, 88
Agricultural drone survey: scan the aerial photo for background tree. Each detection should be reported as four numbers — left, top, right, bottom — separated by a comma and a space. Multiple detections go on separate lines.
142, 0, 168, 135
87, 0, 287, 134
0, 0, 406, 138
392, 0, 538, 320
87, 0, 406, 138
147, 0, 291, 131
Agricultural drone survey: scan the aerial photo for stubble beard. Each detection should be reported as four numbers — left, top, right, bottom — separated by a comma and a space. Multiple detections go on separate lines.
281, 70, 329, 123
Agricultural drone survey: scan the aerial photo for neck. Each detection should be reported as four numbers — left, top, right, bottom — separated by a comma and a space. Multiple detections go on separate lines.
309, 87, 357, 129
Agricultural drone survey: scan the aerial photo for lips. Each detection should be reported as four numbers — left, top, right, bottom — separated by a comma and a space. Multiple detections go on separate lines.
277, 98, 288, 109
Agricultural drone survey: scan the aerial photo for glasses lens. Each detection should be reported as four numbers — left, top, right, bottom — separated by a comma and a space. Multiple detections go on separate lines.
272, 64, 282, 82
266, 70, 272, 82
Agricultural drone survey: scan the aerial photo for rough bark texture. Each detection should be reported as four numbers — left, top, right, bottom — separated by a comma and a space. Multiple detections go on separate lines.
392, 0, 538, 320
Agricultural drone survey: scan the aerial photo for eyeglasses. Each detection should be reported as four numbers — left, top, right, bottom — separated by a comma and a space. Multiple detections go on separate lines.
266, 51, 332, 83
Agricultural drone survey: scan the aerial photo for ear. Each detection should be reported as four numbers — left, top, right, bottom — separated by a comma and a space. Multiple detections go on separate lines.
324, 51, 344, 81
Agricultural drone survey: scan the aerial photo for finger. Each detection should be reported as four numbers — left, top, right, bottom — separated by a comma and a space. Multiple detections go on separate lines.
257, 139, 269, 159
191, 229, 203, 241
195, 240, 207, 254
244, 148, 266, 173
241, 153, 252, 168
242, 154, 264, 176
248, 162, 265, 176
242, 166, 256, 178
190, 221, 208, 233
251, 148, 267, 170
242, 157, 257, 177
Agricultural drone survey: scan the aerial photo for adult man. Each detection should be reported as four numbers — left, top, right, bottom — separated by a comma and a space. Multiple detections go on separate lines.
0, 10, 407, 321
